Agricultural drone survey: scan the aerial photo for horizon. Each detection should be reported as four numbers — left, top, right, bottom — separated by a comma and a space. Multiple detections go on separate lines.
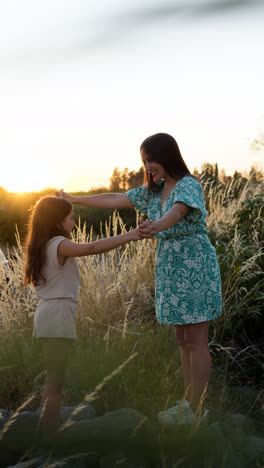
0, 160, 262, 195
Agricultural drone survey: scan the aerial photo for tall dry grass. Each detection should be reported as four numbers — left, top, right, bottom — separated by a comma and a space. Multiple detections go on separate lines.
0, 211, 156, 339
206, 177, 264, 338
75, 211, 156, 339
0, 177, 263, 412
1, 177, 263, 339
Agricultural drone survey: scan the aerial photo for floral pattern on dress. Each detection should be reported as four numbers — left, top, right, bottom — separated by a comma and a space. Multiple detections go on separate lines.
126, 176, 222, 324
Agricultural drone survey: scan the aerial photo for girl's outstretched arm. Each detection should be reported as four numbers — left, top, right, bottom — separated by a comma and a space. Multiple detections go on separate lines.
58, 228, 140, 260
56, 190, 134, 209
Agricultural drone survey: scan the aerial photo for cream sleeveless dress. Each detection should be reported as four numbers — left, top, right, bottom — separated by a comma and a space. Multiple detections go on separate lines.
34, 236, 80, 339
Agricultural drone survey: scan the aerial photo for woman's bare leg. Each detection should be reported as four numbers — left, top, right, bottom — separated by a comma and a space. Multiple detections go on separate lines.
174, 325, 191, 401
183, 321, 211, 411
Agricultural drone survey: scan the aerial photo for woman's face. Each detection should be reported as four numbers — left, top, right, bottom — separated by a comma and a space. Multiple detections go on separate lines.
141, 149, 167, 182
61, 207, 75, 235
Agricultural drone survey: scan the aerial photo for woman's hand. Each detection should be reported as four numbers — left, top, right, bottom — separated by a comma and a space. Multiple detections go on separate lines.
138, 219, 158, 238
55, 189, 76, 204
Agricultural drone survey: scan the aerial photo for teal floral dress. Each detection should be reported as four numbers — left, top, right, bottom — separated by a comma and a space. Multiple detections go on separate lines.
126, 176, 222, 325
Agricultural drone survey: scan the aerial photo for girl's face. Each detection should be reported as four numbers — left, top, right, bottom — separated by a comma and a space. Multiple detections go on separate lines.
141, 149, 168, 182
61, 208, 75, 235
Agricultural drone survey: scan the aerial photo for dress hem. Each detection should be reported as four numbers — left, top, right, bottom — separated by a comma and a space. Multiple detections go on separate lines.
157, 315, 221, 325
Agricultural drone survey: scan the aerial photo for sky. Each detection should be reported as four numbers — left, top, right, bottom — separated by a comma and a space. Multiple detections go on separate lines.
0, 0, 264, 192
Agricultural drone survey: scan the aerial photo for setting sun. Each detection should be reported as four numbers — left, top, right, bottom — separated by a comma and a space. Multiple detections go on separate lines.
0, 152, 66, 193
2, 177, 48, 193
0, 164, 53, 193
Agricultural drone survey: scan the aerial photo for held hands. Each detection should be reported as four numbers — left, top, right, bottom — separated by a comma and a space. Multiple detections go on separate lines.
131, 219, 157, 241
138, 219, 158, 239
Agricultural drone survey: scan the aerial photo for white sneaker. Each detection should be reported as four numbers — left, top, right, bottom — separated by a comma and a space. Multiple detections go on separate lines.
157, 400, 196, 425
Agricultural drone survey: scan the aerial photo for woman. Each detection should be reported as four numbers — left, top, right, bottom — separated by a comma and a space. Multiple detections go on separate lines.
57, 133, 222, 416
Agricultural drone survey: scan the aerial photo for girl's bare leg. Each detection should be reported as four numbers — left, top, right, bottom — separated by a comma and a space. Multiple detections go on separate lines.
41, 375, 63, 431
41, 339, 73, 433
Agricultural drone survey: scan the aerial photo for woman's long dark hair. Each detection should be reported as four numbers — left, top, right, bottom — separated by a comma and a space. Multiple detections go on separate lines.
140, 133, 192, 192
23, 197, 72, 286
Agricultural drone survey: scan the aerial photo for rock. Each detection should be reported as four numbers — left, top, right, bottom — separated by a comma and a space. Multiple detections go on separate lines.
0, 406, 154, 458
60, 403, 96, 425
6, 455, 91, 468
35, 403, 96, 427
208, 420, 234, 446
208, 421, 264, 466
242, 436, 264, 464
228, 412, 256, 435
100, 452, 146, 468
6, 456, 45, 468
0, 411, 39, 452
59, 408, 155, 454
0, 409, 13, 429
254, 414, 264, 437
229, 412, 248, 431
40, 455, 91, 468
224, 450, 245, 468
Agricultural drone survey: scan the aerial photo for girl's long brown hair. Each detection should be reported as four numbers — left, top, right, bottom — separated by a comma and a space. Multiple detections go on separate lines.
23, 197, 72, 286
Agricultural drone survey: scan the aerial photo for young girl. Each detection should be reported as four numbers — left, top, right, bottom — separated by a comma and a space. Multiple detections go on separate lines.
23, 196, 140, 434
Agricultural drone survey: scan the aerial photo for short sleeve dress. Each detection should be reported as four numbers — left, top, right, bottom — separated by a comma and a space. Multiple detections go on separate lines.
126, 176, 222, 325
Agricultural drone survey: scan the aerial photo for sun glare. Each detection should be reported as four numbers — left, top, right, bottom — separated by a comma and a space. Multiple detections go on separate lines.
2, 176, 47, 193
0, 164, 56, 193
2, 181, 45, 193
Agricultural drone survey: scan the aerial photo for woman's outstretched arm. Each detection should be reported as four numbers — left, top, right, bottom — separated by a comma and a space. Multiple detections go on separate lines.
138, 203, 190, 238
56, 190, 135, 209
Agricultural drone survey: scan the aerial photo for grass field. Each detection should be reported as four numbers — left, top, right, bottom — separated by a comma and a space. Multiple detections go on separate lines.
0, 177, 263, 420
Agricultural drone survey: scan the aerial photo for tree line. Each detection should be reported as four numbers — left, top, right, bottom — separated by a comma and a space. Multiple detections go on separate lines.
0, 163, 263, 248
109, 162, 263, 191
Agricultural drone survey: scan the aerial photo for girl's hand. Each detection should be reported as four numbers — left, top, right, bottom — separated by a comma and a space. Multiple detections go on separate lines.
138, 220, 158, 238
55, 189, 75, 203
131, 227, 143, 241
